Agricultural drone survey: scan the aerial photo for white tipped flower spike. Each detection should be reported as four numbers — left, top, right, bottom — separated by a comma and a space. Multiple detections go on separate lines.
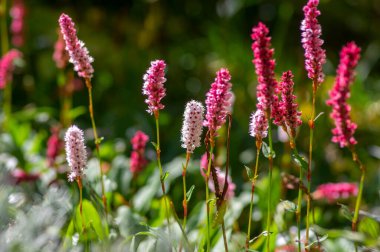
65, 125, 87, 182
249, 109, 268, 140
181, 100, 205, 153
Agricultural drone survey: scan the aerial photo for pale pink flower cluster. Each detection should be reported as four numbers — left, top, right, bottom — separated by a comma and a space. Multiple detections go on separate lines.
10, 0, 25, 47
181, 100, 204, 153
204, 68, 233, 134
249, 109, 268, 141
58, 13, 94, 79
326, 42, 361, 148
301, 0, 326, 85
65, 125, 87, 182
0, 49, 22, 89
313, 182, 358, 203
142, 60, 167, 115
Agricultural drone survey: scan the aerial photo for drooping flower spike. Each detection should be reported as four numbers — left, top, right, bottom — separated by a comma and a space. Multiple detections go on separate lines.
0, 49, 22, 89
326, 42, 361, 148
142, 60, 167, 116
130, 130, 149, 174
301, 0, 326, 85
58, 13, 94, 79
65, 125, 87, 182
181, 100, 205, 153
204, 68, 233, 135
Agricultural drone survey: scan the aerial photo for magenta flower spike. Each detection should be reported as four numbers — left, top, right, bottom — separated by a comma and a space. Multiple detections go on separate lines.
204, 68, 233, 135
249, 109, 268, 141
326, 42, 361, 148
142, 60, 167, 116
251, 22, 278, 115
130, 130, 149, 174
181, 100, 205, 153
47, 126, 63, 167
313, 182, 358, 203
10, 0, 25, 47
0, 49, 22, 89
277, 71, 302, 136
65, 125, 87, 182
301, 0, 326, 85
58, 13, 94, 79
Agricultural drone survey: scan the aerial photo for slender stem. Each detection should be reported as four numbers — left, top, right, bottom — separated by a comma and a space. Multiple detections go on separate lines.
266, 119, 274, 252
221, 221, 229, 252
305, 80, 317, 250
182, 152, 190, 231
3, 80, 12, 129
154, 113, 171, 230
1, 0, 11, 129
205, 140, 214, 252
77, 177, 85, 231
85, 78, 107, 216
246, 141, 261, 251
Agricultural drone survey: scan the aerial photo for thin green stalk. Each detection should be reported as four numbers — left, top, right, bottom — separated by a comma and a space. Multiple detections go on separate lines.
205, 142, 214, 252
246, 141, 261, 251
291, 139, 302, 252
154, 114, 171, 230
266, 120, 274, 252
182, 152, 190, 230
85, 78, 107, 216
305, 80, 317, 250
1, 0, 11, 129
221, 221, 228, 252
77, 177, 85, 231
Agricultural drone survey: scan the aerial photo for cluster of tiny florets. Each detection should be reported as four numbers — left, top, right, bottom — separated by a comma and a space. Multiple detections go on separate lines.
65, 125, 87, 182
0, 49, 22, 89
130, 131, 149, 174
249, 109, 268, 141
313, 182, 358, 203
10, 0, 25, 47
181, 100, 204, 153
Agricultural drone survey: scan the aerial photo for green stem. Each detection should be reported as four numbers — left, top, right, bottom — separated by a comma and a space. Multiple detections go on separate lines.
292, 140, 303, 252
305, 81, 317, 250
182, 152, 190, 231
85, 78, 107, 216
1, 0, 11, 129
246, 141, 261, 251
77, 178, 85, 232
266, 120, 274, 252
154, 114, 171, 230
221, 221, 229, 252
205, 142, 214, 252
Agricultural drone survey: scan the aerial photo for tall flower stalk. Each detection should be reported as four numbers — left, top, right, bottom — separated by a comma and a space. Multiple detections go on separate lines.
65, 125, 88, 230
301, 0, 326, 248
326, 42, 362, 251
246, 109, 268, 251
180, 100, 204, 230
251, 22, 278, 251
203, 68, 232, 252
142, 59, 171, 228
58, 13, 107, 215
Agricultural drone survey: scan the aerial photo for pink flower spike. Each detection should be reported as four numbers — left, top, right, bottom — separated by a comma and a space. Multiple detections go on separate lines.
130, 130, 149, 174
53, 31, 69, 69
251, 22, 278, 114
47, 126, 63, 167
204, 68, 233, 134
249, 109, 268, 141
142, 60, 167, 115
0, 49, 22, 89
10, 0, 25, 47
278, 71, 302, 135
301, 0, 326, 85
58, 13, 94, 79
313, 182, 358, 203
326, 42, 361, 148
181, 100, 205, 153
64, 125, 87, 182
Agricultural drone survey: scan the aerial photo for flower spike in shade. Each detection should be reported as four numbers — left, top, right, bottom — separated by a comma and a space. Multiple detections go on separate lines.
130, 130, 149, 174
142, 60, 167, 116
249, 109, 268, 141
301, 0, 326, 85
0, 49, 22, 89
204, 68, 232, 134
181, 100, 205, 153
327, 42, 361, 148
10, 0, 25, 47
58, 13, 94, 79
65, 125, 87, 182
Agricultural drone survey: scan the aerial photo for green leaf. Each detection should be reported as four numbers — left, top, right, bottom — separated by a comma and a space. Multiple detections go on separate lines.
95, 137, 104, 145
68, 106, 86, 120
212, 200, 227, 228
314, 112, 324, 122
358, 217, 380, 239
76, 199, 106, 240
262, 142, 275, 159
338, 203, 353, 221
245, 165, 254, 181
186, 185, 195, 202
161, 171, 169, 181
63, 220, 75, 249
280, 200, 297, 213
292, 152, 308, 171
305, 234, 328, 249
151, 141, 158, 149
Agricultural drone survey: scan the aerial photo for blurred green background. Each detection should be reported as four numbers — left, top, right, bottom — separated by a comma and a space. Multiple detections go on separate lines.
8, 0, 380, 203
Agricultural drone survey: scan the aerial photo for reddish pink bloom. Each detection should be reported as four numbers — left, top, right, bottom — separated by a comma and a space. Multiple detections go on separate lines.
301, 0, 326, 85
0, 49, 22, 89
249, 109, 268, 140
53, 31, 69, 69
130, 130, 149, 174
251, 22, 278, 115
200, 152, 214, 177
313, 182, 358, 203
58, 13, 94, 79
326, 42, 361, 148
11, 169, 40, 184
275, 71, 302, 136
204, 68, 232, 134
10, 0, 25, 47
47, 127, 63, 167
142, 60, 167, 115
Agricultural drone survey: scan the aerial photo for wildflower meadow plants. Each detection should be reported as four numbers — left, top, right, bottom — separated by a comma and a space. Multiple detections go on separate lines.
0, 1, 379, 252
